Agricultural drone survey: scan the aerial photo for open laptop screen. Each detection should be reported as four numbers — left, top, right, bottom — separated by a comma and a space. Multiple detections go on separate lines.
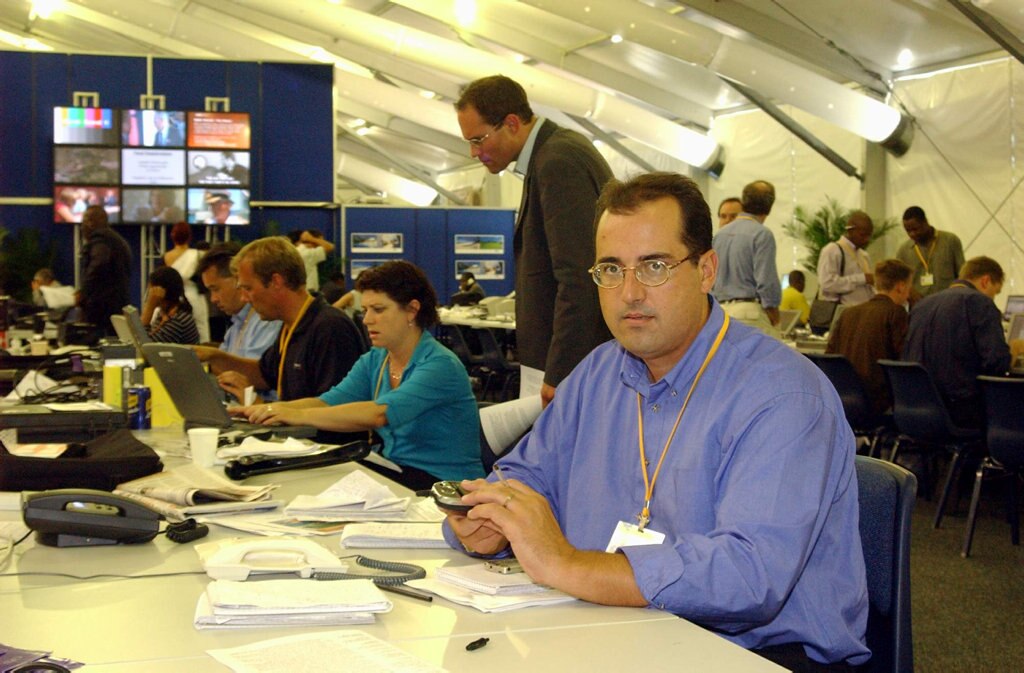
1003, 295, 1024, 321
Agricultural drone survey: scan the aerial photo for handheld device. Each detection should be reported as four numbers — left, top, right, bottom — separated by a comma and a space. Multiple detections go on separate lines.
484, 558, 524, 574
430, 480, 472, 513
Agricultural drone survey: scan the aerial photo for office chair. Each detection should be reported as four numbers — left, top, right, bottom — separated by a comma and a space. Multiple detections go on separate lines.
856, 456, 916, 673
961, 376, 1024, 558
878, 360, 983, 529
476, 327, 519, 402
804, 353, 892, 457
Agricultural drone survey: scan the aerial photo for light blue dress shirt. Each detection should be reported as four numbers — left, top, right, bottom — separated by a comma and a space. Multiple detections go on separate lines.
219, 303, 281, 360
320, 332, 484, 481
712, 214, 782, 308
446, 300, 869, 666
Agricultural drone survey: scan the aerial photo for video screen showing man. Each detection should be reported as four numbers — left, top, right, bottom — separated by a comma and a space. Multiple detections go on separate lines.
123, 110, 186, 148
188, 189, 249, 225
188, 150, 250, 187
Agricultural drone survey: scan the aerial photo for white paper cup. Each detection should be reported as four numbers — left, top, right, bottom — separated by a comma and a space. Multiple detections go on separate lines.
187, 427, 220, 468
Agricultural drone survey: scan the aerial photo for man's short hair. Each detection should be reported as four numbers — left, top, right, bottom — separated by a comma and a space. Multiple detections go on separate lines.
595, 172, 712, 259
455, 75, 535, 126
902, 205, 926, 222
740, 181, 776, 216
959, 256, 1004, 284
356, 260, 439, 329
34, 268, 55, 284
874, 259, 913, 291
197, 240, 242, 278
789, 269, 805, 285
718, 197, 741, 212
82, 205, 108, 229
233, 236, 306, 290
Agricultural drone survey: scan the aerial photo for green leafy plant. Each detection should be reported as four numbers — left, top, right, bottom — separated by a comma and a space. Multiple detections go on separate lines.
782, 196, 898, 273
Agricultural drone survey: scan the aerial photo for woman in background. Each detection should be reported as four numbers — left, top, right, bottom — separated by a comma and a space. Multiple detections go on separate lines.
142, 266, 199, 344
237, 261, 484, 490
163, 221, 210, 342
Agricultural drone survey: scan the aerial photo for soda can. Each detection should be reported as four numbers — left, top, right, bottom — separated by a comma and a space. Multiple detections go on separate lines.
126, 385, 152, 430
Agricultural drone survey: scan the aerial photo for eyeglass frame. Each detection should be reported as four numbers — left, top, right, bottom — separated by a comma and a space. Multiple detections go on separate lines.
467, 121, 504, 148
588, 252, 702, 289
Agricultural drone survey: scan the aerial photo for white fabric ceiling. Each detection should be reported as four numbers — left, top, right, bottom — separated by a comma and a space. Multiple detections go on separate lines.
1, 0, 1022, 201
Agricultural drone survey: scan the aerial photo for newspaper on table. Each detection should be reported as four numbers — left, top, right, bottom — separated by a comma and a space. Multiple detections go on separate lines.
194, 578, 391, 629
114, 463, 279, 520
283, 470, 410, 521
217, 435, 329, 461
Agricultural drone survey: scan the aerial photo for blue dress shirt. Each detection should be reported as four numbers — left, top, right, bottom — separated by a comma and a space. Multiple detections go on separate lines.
712, 215, 782, 308
220, 303, 281, 360
320, 332, 484, 481
447, 300, 869, 666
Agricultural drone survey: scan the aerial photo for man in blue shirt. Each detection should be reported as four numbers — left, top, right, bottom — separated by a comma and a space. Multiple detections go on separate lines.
712, 180, 782, 336
445, 172, 869, 671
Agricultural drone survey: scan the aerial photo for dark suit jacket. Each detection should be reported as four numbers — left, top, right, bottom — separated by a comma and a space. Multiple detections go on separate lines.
903, 279, 1010, 427
80, 226, 133, 335
827, 294, 908, 415
515, 119, 613, 387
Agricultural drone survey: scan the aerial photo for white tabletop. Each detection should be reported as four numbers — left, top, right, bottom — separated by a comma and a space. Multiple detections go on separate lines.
0, 437, 783, 672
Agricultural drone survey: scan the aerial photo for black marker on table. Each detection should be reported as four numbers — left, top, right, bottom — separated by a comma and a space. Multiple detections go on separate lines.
379, 583, 433, 602
466, 637, 490, 651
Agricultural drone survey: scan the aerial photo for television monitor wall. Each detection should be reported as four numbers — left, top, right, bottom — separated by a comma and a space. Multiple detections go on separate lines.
187, 188, 250, 225
54, 147, 120, 184
122, 187, 186, 224
187, 112, 251, 149
122, 109, 187, 147
53, 107, 119, 145
187, 150, 250, 187
121, 148, 186, 186
54, 186, 120, 223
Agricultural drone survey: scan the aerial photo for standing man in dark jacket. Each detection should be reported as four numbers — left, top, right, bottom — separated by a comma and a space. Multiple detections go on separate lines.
455, 75, 612, 407
78, 205, 132, 336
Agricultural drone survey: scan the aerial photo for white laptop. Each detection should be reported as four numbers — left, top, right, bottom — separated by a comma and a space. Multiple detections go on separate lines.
778, 309, 802, 337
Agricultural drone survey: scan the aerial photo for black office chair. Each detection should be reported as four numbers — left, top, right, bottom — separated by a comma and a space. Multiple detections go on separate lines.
476, 327, 520, 402
804, 353, 892, 457
961, 376, 1024, 558
878, 360, 983, 529
856, 455, 916, 673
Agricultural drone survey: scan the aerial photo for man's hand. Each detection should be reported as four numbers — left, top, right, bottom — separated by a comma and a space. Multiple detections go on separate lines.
540, 382, 556, 408
193, 345, 219, 362
864, 273, 875, 286
765, 306, 780, 326
217, 370, 254, 402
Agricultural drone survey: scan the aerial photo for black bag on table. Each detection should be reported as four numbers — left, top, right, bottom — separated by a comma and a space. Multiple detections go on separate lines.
0, 429, 163, 492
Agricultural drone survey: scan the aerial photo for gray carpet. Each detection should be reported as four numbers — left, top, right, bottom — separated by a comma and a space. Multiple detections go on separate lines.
908, 485, 1023, 672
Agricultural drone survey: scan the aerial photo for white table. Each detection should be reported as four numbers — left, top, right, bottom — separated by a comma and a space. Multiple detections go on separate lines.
0, 443, 784, 672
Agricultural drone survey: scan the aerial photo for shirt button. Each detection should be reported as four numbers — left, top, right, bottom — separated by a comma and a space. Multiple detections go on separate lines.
652, 404, 660, 412
671, 390, 678, 397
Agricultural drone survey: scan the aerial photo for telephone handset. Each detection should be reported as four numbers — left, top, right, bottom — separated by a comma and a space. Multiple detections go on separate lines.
199, 537, 345, 581
22, 489, 162, 547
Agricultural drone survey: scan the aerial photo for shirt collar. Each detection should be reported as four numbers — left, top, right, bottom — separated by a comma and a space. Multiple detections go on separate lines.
232, 303, 253, 326
619, 297, 726, 397
512, 116, 546, 178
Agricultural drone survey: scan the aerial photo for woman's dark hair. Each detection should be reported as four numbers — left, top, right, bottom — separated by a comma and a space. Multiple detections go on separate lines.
170, 221, 192, 246
356, 261, 439, 329
149, 266, 191, 312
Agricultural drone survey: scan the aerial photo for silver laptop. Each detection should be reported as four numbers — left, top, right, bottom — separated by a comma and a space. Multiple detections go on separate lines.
111, 306, 152, 361
140, 343, 316, 439
778, 309, 801, 337
1008, 314, 1024, 375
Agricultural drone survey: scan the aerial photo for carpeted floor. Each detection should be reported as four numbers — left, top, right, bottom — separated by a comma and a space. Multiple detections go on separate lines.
907, 484, 1023, 672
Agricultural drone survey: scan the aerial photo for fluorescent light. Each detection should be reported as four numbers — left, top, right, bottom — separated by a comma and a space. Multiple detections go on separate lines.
454, 0, 476, 26
609, 34, 623, 44
29, 0, 63, 21
0, 28, 53, 51
896, 48, 914, 69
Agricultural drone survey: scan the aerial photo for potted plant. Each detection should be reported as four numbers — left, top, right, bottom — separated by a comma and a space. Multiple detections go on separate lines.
782, 197, 897, 273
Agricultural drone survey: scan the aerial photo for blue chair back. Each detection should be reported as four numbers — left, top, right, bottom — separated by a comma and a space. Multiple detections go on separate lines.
878, 360, 967, 442
978, 376, 1024, 469
805, 353, 878, 430
856, 455, 917, 673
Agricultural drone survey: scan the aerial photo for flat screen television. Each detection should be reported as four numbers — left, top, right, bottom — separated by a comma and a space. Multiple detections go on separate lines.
187, 150, 250, 187
53, 107, 119, 145
121, 148, 186, 186
54, 147, 120, 184
187, 188, 250, 225
122, 187, 186, 224
122, 109, 187, 148
53, 186, 120, 223
187, 111, 251, 149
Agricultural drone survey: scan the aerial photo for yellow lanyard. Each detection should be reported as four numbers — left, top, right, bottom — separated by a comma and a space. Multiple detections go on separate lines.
912, 234, 938, 274
276, 294, 314, 399
635, 314, 730, 531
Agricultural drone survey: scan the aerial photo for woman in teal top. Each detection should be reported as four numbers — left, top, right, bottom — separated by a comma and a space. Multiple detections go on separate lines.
243, 261, 483, 490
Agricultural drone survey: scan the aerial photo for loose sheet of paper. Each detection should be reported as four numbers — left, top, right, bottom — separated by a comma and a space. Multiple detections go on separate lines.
207, 630, 447, 673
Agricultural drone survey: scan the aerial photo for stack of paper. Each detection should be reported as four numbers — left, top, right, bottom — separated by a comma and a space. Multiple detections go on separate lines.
217, 436, 328, 460
115, 464, 280, 519
194, 578, 392, 629
284, 471, 410, 521
408, 563, 576, 613
340, 522, 447, 549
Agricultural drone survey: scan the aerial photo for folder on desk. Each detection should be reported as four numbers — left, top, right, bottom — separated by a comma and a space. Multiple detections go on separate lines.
140, 343, 316, 439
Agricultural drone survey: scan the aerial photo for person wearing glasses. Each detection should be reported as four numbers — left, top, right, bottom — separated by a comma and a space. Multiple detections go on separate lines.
711, 180, 782, 337
444, 172, 869, 672
454, 75, 613, 408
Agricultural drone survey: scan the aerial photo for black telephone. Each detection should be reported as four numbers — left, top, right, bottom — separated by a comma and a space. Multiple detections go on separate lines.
22, 489, 162, 548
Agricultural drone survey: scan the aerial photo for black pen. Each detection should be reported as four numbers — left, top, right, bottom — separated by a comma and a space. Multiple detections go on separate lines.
380, 583, 433, 602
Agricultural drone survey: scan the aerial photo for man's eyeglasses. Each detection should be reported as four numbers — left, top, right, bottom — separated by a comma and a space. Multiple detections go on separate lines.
467, 122, 503, 148
588, 254, 700, 289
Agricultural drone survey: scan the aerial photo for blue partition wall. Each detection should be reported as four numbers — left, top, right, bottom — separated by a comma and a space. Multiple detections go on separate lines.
0, 52, 334, 307
343, 206, 515, 302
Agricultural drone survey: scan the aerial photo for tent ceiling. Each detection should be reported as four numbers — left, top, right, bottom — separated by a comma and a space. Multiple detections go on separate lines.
1, 0, 1021, 201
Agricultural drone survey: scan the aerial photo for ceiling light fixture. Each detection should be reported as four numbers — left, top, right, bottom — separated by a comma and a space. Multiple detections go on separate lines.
29, 0, 62, 21
454, 0, 477, 27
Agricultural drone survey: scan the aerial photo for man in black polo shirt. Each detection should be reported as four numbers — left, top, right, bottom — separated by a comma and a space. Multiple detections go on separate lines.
205, 236, 365, 406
